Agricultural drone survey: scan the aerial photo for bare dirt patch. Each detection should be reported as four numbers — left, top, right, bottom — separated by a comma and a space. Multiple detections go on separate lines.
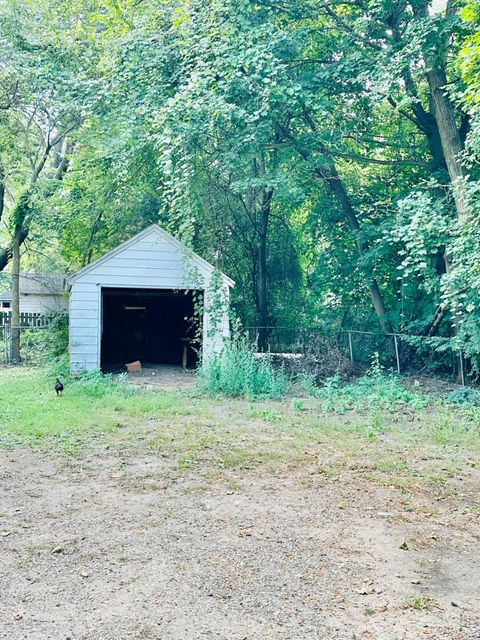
1, 411, 480, 640
120, 364, 195, 391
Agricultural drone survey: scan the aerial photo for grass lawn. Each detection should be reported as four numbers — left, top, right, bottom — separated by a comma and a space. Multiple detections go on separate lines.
1, 367, 480, 639
1, 367, 479, 479
0, 367, 194, 449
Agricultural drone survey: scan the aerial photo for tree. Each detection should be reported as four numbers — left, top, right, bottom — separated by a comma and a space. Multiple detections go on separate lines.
0, 0, 99, 357
3, 0, 479, 369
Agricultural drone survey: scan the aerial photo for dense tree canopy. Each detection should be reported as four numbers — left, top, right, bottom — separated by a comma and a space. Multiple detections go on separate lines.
1, 0, 480, 365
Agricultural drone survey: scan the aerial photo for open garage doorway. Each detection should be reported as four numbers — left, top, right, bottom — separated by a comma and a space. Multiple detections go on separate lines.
101, 288, 202, 371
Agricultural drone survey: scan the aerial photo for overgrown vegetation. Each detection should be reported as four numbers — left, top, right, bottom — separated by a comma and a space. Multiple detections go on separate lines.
448, 386, 480, 407
307, 355, 431, 413
195, 337, 286, 399
1, 368, 479, 473
195, 340, 429, 409
1, 1, 480, 369
19, 313, 69, 366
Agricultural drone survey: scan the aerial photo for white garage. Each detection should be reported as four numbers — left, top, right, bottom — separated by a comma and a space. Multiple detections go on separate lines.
67, 224, 233, 372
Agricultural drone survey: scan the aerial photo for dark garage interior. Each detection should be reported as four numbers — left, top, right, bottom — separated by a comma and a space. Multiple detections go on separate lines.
101, 288, 202, 370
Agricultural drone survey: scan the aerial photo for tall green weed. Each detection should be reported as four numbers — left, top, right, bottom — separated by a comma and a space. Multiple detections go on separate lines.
196, 337, 286, 399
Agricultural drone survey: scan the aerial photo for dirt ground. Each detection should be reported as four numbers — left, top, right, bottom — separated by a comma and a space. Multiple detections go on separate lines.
119, 364, 195, 391
1, 402, 480, 640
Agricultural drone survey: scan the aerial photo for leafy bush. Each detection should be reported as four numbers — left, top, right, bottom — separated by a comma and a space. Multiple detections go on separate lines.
296, 371, 318, 396
314, 354, 430, 413
44, 352, 70, 380
43, 355, 134, 399
448, 386, 480, 407
20, 312, 69, 366
196, 337, 286, 399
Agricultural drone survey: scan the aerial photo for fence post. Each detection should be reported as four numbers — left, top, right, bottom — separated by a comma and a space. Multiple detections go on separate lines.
393, 333, 401, 374
348, 331, 354, 363
4, 325, 10, 363
459, 351, 465, 386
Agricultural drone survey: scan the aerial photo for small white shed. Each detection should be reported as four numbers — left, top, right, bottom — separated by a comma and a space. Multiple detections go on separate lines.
67, 224, 233, 372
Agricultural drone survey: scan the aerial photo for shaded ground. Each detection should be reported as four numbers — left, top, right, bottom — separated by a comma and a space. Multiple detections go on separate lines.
121, 364, 195, 391
1, 393, 480, 640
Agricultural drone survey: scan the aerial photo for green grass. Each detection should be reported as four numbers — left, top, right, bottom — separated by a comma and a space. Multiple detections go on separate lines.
1, 368, 480, 492
0, 368, 193, 449
403, 596, 437, 611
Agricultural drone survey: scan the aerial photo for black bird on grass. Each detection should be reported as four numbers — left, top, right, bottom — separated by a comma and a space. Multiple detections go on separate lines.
55, 378, 64, 396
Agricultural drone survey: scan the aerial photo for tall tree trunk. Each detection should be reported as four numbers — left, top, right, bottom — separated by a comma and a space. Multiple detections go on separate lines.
410, 106, 447, 172
412, 0, 467, 218
257, 189, 273, 351
423, 116, 447, 172
426, 65, 465, 380
10, 224, 22, 363
427, 67, 466, 220
0, 228, 28, 272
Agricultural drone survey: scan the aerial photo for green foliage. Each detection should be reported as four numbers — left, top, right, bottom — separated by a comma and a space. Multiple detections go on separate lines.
448, 386, 480, 407
458, 2, 480, 108
10, 192, 34, 229
2, 0, 480, 373
196, 337, 286, 399
20, 313, 68, 366
297, 372, 318, 397
292, 398, 306, 411
315, 355, 430, 413
403, 596, 436, 612
0, 0, 102, 265
67, 370, 133, 399
392, 184, 452, 296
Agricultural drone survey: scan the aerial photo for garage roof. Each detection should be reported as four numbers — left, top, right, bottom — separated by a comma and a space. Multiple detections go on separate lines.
67, 224, 235, 287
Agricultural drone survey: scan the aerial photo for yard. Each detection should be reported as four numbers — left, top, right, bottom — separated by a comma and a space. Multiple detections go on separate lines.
1, 368, 480, 640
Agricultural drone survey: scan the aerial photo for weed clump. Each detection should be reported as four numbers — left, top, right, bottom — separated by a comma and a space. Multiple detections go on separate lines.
403, 595, 437, 611
19, 312, 69, 366
43, 361, 135, 399
448, 386, 480, 407
309, 354, 430, 413
67, 370, 134, 398
196, 337, 286, 399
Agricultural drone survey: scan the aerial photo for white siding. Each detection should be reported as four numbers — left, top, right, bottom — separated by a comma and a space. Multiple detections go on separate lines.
69, 226, 231, 372
20, 293, 68, 314
69, 283, 100, 372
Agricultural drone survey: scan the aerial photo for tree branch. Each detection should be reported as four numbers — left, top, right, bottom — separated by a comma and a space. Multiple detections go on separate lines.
330, 150, 429, 166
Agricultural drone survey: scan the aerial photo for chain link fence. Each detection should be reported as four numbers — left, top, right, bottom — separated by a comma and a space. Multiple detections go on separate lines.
246, 327, 469, 384
0, 315, 470, 385
0, 313, 68, 366
1, 325, 50, 365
